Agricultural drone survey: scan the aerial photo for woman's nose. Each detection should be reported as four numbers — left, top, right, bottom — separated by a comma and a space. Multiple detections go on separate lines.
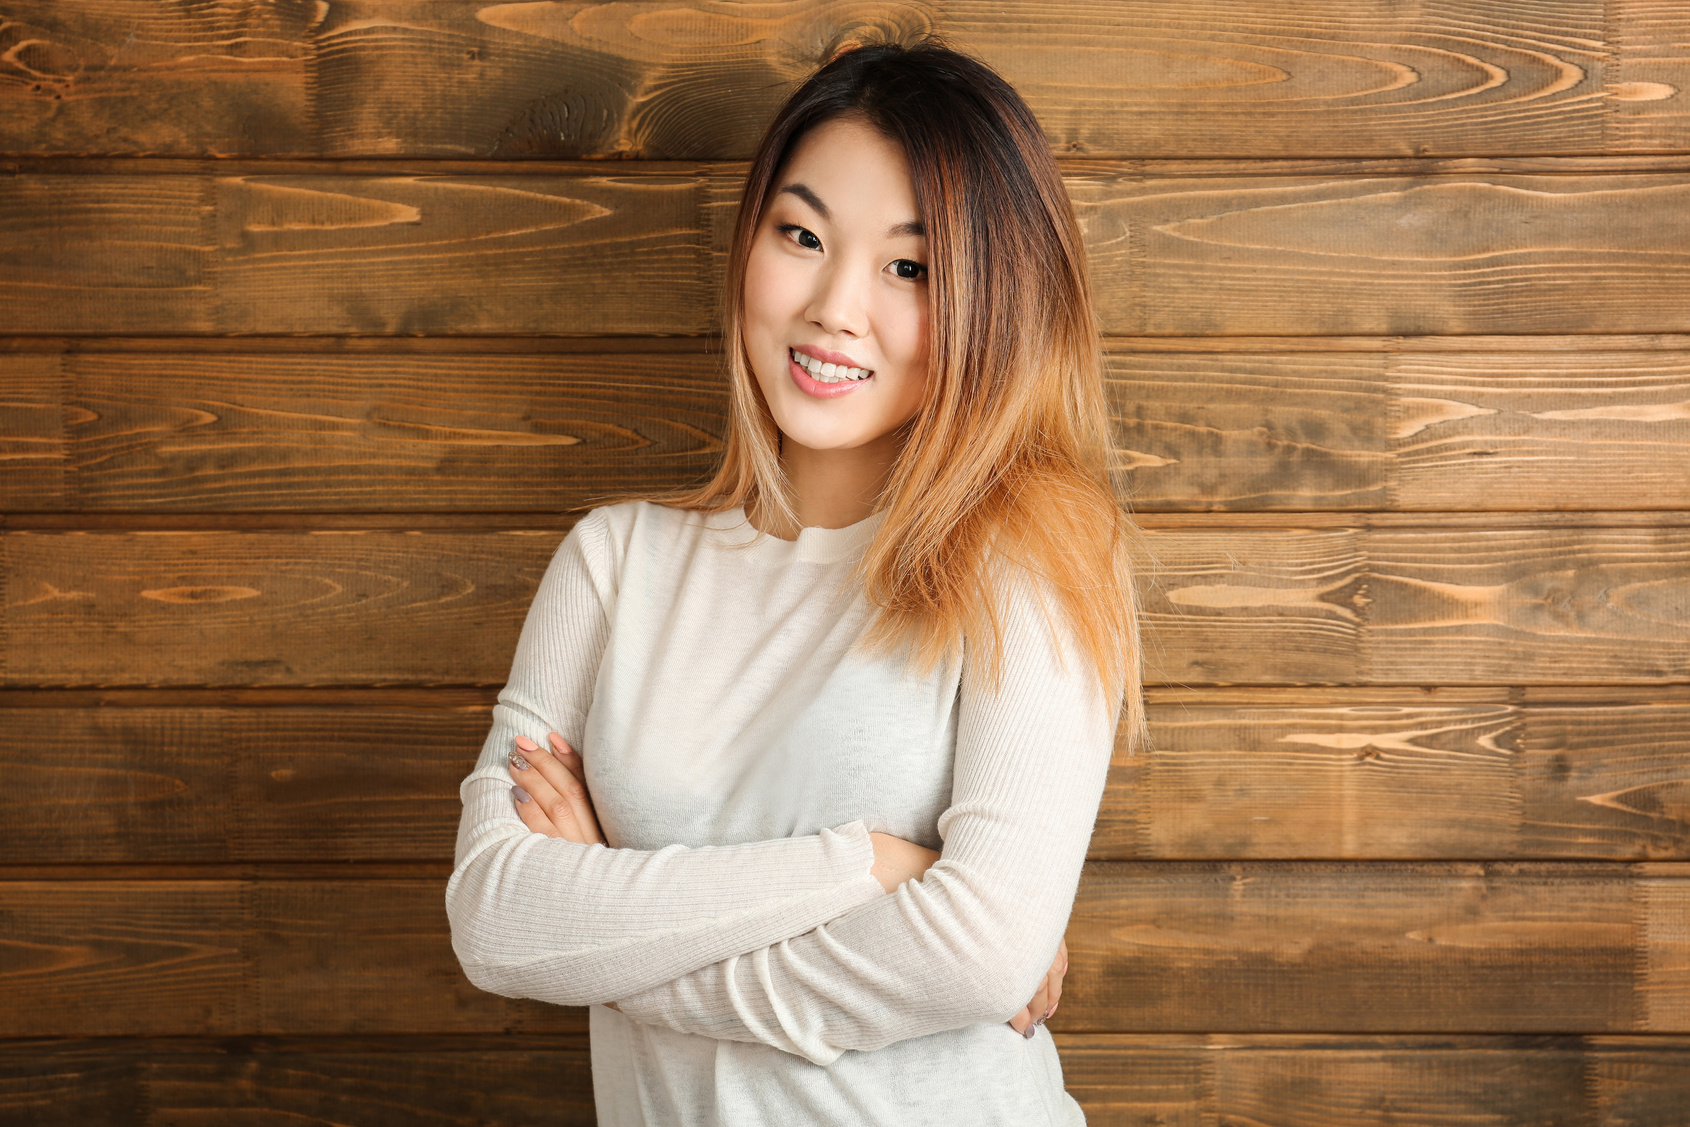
805, 262, 869, 337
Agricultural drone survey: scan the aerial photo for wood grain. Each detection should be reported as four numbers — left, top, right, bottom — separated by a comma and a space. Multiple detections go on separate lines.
8, 165, 1690, 336
1064, 861, 1690, 1034
0, 1036, 597, 1127
5, 342, 1687, 512
1, 1034, 1686, 1125
4, 2, 1686, 159
5, 526, 1686, 687
1058, 1034, 1690, 1127
0, 867, 1684, 1036
6, 698, 1687, 864
1067, 168, 1690, 336
0, 880, 582, 1037
1111, 347, 1690, 511
0, 349, 727, 511
0, 171, 711, 335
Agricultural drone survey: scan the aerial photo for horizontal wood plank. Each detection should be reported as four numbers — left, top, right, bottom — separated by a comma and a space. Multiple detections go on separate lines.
0, 867, 1683, 1036
1058, 1034, 1690, 1127
4, 343, 1687, 512
0, 1036, 596, 1127
5, 698, 1687, 864
1064, 861, 1690, 1034
4, 526, 1686, 687
3, 2, 1685, 160
0, 350, 728, 511
7, 166, 1690, 336
1113, 347, 1690, 511
0, 880, 582, 1037
1, 1034, 1687, 1125
0, 171, 712, 335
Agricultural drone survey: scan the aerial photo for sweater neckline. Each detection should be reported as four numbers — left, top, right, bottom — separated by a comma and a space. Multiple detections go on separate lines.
711, 505, 885, 564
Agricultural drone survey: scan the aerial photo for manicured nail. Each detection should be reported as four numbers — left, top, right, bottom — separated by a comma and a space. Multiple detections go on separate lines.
512, 785, 532, 804
1022, 1022, 1037, 1039
547, 732, 569, 756
510, 753, 531, 772
514, 735, 540, 752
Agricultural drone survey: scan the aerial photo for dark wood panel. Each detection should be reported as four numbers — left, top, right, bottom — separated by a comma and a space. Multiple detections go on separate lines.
4, 2, 1685, 159
1112, 347, 1690, 511
0, 350, 727, 511
0, 172, 711, 335
1069, 169, 1690, 335
1058, 1034, 1690, 1127
1, 1034, 1687, 1126
1064, 861, 1689, 1034
1137, 526, 1690, 685
1101, 701, 1690, 861
0, 1036, 597, 1127
7, 699, 1687, 864
5, 343, 1686, 512
0, 707, 480, 864
8, 166, 1690, 336
0, 881, 582, 1037
0, 867, 1684, 1036
5, 526, 1687, 687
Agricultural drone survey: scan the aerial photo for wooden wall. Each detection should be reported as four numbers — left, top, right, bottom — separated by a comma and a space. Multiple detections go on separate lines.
3, 2, 1689, 1121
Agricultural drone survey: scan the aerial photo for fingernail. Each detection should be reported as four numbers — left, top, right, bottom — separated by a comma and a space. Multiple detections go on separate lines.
1039, 1005, 1053, 1024
1022, 1022, 1037, 1039
514, 735, 539, 752
547, 732, 568, 755
510, 753, 531, 771
512, 785, 532, 803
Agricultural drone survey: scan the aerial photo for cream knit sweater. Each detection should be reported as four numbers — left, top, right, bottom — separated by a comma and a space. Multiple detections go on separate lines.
446, 501, 1119, 1125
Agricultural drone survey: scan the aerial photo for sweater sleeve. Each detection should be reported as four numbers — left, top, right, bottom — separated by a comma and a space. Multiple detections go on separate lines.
446, 509, 886, 1007
604, 566, 1124, 1065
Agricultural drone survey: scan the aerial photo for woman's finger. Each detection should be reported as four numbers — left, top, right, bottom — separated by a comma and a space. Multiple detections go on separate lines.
510, 735, 598, 844
546, 732, 604, 843
510, 737, 588, 842
515, 734, 591, 830
510, 782, 562, 836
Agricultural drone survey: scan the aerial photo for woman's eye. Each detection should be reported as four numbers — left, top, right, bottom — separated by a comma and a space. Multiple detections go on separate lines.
777, 223, 822, 251
891, 259, 927, 281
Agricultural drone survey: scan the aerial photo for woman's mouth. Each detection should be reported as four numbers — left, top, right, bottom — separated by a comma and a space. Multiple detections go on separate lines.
789, 347, 873, 399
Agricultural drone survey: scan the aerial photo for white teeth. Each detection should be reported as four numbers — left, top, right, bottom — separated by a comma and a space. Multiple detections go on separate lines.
791, 348, 872, 383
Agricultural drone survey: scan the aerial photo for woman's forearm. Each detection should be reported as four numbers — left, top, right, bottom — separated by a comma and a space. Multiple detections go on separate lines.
448, 725, 887, 1006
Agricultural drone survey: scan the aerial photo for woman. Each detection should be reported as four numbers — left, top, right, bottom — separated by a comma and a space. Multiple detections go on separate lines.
447, 37, 1144, 1125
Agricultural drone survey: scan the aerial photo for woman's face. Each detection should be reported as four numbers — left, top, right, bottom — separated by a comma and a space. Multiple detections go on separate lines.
741, 115, 931, 459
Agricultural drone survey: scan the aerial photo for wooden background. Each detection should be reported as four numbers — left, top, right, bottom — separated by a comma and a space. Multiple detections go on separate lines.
3, 1, 1689, 1122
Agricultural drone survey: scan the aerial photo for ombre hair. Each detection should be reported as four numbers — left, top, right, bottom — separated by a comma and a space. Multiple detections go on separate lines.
663, 38, 1143, 745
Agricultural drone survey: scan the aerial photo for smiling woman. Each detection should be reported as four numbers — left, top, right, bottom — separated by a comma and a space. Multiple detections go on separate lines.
446, 38, 1143, 1127
742, 116, 934, 528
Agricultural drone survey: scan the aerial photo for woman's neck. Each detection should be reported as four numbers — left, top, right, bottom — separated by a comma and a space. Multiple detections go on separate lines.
750, 432, 900, 540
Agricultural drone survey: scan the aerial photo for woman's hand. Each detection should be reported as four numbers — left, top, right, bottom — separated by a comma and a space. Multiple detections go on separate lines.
509, 732, 604, 845
1005, 937, 1067, 1038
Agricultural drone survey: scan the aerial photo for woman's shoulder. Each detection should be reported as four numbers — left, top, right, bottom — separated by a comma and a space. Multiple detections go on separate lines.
567, 500, 742, 570
576, 499, 730, 541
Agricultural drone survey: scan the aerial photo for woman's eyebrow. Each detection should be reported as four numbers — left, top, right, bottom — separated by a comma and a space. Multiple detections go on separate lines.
776, 182, 924, 238
777, 183, 829, 219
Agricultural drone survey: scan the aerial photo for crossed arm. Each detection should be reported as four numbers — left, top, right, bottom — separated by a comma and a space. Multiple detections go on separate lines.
446, 514, 1109, 1064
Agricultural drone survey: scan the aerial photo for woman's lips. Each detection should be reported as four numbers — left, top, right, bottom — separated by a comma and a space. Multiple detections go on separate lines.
789, 352, 869, 399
